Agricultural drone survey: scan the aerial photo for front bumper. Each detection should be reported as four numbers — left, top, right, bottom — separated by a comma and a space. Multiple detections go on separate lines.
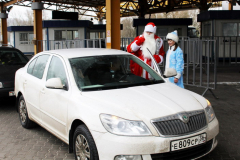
0, 87, 15, 97
90, 117, 219, 160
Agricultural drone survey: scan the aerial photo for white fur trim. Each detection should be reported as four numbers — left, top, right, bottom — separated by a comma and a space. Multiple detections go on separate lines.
166, 33, 179, 42
175, 73, 181, 79
159, 55, 163, 64
143, 59, 147, 78
131, 41, 141, 52
144, 25, 156, 33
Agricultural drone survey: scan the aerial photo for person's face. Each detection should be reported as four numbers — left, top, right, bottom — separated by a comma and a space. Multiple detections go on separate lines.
145, 31, 153, 36
168, 39, 176, 47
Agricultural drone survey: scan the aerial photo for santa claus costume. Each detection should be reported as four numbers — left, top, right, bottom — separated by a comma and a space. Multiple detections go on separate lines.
127, 22, 165, 80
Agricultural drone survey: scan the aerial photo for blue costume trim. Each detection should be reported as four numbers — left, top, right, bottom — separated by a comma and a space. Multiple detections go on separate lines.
167, 46, 184, 88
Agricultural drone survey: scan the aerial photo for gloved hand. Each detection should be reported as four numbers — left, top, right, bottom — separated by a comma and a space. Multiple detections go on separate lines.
136, 37, 145, 46
153, 55, 161, 63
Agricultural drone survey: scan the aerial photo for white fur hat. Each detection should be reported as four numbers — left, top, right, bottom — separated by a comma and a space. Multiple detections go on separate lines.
166, 30, 179, 42
144, 22, 157, 34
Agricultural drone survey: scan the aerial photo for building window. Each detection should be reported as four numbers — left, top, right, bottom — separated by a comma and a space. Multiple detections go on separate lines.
54, 30, 78, 40
90, 32, 105, 39
19, 33, 34, 45
222, 23, 237, 36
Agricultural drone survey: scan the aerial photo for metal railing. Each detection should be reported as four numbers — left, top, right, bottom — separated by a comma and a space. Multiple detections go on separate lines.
37, 39, 106, 51
201, 36, 240, 66
121, 38, 218, 98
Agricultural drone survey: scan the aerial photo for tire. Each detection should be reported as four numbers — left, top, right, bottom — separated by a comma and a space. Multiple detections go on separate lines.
18, 95, 36, 129
73, 125, 99, 160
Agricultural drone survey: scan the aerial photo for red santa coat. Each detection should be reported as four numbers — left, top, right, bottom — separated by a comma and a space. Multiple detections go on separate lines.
127, 34, 165, 79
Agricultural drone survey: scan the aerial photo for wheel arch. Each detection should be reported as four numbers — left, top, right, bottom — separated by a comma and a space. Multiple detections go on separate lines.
68, 119, 85, 153
16, 91, 23, 112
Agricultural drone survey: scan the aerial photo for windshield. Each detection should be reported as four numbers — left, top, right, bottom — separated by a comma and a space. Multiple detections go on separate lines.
0, 50, 28, 65
69, 55, 164, 91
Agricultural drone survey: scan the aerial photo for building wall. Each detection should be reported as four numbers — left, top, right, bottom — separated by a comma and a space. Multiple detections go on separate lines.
9, 32, 14, 47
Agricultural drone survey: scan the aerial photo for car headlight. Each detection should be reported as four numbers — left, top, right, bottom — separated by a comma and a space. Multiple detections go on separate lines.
205, 99, 216, 123
100, 114, 152, 136
0, 82, 3, 88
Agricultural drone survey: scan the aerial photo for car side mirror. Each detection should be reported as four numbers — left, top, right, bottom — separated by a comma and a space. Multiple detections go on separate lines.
46, 78, 64, 89
163, 68, 177, 78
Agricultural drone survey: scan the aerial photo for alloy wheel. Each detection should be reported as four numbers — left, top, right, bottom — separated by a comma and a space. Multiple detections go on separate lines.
75, 134, 90, 160
19, 99, 27, 123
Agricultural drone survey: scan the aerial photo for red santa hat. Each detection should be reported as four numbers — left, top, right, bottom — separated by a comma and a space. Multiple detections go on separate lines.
144, 22, 156, 34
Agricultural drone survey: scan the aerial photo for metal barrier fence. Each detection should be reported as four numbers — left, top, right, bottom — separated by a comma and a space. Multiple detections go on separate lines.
201, 36, 240, 66
121, 38, 218, 97
37, 39, 106, 51
37, 38, 217, 97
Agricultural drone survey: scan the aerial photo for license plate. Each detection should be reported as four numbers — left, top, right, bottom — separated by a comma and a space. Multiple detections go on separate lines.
171, 133, 207, 151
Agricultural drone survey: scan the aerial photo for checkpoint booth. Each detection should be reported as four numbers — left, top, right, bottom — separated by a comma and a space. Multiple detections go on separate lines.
7, 20, 108, 55
7, 26, 34, 56
198, 10, 240, 61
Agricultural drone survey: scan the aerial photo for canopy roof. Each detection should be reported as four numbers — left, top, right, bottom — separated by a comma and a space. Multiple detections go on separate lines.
1, 0, 223, 18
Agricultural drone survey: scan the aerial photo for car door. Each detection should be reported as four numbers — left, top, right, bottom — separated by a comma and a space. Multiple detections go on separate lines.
39, 55, 71, 140
24, 54, 50, 123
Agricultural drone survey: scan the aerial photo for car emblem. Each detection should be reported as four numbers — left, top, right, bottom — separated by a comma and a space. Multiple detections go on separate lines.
179, 113, 189, 123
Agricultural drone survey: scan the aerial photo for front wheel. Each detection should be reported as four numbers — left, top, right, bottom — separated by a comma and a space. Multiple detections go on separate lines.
73, 125, 99, 160
18, 95, 36, 129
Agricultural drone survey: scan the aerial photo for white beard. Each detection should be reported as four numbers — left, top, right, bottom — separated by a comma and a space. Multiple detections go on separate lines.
141, 32, 156, 59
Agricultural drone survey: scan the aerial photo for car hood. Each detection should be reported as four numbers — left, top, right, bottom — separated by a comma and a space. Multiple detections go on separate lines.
0, 65, 25, 87
82, 83, 207, 121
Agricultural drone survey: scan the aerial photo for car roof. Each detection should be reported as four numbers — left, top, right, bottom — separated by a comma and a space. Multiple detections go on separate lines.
40, 48, 131, 59
0, 46, 20, 51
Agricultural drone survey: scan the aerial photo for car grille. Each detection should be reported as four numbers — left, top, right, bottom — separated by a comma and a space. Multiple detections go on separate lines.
151, 139, 213, 160
152, 110, 207, 136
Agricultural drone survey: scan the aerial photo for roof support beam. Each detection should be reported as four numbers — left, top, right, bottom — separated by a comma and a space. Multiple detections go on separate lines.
32, 0, 43, 54
106, 0, 120, 49
3, 0, 19, 7
0, 3, 8, 46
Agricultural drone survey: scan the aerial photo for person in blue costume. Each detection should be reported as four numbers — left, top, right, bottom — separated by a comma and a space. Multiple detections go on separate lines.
165, 30, 184, 88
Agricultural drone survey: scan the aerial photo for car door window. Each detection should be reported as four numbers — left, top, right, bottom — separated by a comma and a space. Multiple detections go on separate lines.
46, 56, 68, 86
32, 55, 50, 79
27, 57, 38, 75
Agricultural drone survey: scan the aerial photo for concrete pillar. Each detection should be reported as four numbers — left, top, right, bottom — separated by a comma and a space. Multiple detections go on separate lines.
32, 1, 43, 54
0, 3, 8, 46
106, 0, 120, 49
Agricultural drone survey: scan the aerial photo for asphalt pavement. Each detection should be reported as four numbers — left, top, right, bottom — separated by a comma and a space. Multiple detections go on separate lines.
0, 65, 239, 160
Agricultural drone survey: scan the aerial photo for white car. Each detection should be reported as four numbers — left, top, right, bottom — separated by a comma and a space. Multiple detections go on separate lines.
15, 48, 219, 160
